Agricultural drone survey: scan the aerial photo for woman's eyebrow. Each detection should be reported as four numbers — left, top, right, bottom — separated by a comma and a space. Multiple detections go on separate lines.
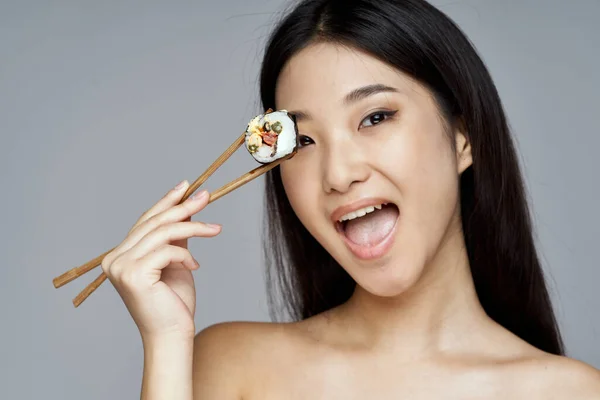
289, 83, 400, 122
343, 83, 399, 106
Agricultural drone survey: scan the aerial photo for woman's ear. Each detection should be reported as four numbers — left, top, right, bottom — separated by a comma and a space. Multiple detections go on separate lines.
454, 118, 472, 175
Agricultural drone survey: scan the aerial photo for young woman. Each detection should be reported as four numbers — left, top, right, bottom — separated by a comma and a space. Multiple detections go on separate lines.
101, 0, 600, 398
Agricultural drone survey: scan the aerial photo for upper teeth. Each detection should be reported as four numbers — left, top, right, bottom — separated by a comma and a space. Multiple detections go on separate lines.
338, 203, 387, 222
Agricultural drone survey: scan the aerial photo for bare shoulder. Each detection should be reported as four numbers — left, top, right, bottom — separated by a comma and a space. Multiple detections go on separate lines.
515, 353, 600, 399
544, 355, 600, 398
192, 320, 298, 399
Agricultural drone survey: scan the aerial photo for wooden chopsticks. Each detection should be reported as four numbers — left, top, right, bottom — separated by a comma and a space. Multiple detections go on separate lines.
53, 131, 295, 307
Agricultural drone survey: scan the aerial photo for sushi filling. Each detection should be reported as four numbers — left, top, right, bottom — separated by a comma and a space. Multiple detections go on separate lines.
245, 109, 297, 164
337, 203, 399, 246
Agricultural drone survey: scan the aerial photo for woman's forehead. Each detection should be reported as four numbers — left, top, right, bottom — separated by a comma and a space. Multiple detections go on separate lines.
275, 43, 416, 110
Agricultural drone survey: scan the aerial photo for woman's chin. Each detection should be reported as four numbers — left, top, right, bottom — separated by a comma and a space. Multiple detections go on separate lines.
353, 266, 423, 298
360, 282, 412, 298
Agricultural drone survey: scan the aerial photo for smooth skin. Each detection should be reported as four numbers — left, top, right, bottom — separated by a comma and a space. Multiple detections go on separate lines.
105, 42, 600, 399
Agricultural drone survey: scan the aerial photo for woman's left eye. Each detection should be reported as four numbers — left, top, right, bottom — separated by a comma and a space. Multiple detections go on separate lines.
359, 110, 398, 128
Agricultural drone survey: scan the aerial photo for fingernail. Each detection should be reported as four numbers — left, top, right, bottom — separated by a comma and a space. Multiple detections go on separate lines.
190, 190, 209, 201
174, 180, 187, 190
206, 223, 221, 230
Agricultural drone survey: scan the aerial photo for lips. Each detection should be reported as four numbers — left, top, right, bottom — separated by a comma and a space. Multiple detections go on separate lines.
333, 202, 400, 260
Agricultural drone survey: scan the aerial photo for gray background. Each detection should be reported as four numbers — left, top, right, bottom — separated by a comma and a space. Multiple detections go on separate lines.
1, 0, 598, 398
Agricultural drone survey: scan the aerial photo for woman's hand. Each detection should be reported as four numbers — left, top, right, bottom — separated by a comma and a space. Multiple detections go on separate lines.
101, 180, 221, 340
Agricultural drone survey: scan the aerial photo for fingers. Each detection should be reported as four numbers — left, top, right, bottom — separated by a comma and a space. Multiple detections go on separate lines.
130, 180, 191, 234
132, 189, 212, 240
106, 182, 211, 267
100, 179, 220, 282
127, 220, 221, 260
138, 245, 200, 272
105, 245, 199, 285
111, 191, 213, 262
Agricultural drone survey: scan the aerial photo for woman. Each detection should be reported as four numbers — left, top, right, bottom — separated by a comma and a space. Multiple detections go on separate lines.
101, 0, 600, 398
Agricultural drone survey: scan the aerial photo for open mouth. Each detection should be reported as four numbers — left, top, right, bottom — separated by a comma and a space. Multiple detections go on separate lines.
335, 202, 400, 246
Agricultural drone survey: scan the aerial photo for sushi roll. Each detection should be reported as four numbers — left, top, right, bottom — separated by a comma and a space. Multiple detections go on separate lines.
245, 108, 298, 164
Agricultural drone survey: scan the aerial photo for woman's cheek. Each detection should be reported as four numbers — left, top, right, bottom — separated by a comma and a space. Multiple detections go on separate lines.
403, 139, 460, 269
281, 163, 320, 229
281, 166, 304, 209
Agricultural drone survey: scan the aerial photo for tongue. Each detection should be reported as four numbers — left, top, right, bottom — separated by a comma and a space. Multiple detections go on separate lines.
343, 205, 398, 246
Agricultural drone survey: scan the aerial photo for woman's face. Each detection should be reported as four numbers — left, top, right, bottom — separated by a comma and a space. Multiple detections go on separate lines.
276, 43, 472, 297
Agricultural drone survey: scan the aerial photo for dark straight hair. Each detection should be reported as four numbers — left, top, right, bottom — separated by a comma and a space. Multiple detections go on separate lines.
258, 0, 564, 355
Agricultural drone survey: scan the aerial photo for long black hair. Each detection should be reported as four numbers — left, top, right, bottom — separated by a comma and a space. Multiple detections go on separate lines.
259, 0, 564, 355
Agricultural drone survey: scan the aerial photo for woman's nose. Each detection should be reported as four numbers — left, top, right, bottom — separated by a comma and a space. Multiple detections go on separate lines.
321, 137, 371, 194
